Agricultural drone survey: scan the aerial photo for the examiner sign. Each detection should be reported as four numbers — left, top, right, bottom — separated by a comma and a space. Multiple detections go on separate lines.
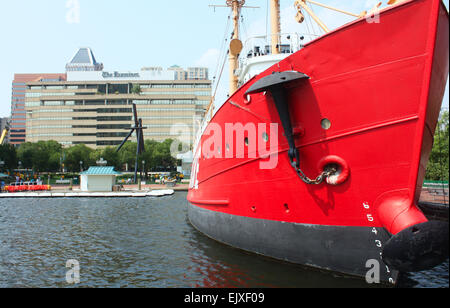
102, 72, 140, 79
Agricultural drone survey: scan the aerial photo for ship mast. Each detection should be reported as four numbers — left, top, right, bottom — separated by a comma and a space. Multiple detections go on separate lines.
270, 0, 281, 55
228, 0, 245, 95
227, 0, 281, 94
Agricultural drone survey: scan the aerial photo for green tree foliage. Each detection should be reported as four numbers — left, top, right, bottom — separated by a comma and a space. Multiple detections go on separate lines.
0, 144, 18, 171
116, 139, 177, 172
4, 139, 179, 173
65, 144, 94, 172
16, 141, 62, 172
16, 142, 34, 169
99, 147, 121, 170
152, 139, 177, 169
131, 84, 141, 95
426, 110, 449, 181
88, 148, 103, 166
33, 141, 62, 172
87, 147, 121, 170
118, 142, 137, 171
45, 140, 63, 171
141, 140, 158, 172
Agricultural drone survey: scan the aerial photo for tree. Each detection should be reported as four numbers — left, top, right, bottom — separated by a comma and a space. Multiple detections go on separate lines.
131, 84, 141, 95
17, 142, 35, 170
44, 141, 63, 172
117, 141, 137, 171
152, 139, 177, 171
17, 140, 62, 172
11, 138, 178, 174
31, 141, 51, 172
426, 110, 449, 181
65, 144, 94, 172
0, 144, 17, 171
100, 147, 121, 170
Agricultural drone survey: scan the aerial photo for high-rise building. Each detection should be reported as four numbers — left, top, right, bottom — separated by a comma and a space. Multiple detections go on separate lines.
24, 48, 211, 148
168, 66, 209, 81
10, 73, 66, 146
187, 67, 209, 80
168, 65, 187, 81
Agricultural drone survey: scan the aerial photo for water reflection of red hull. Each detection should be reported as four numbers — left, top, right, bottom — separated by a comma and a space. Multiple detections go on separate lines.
188, 0, 449, 284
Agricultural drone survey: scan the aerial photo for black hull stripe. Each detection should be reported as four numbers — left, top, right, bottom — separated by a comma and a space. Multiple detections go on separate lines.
188, 202, 399, 284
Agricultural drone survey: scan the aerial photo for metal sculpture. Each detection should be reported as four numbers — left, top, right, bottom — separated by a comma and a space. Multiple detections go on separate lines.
116, 103, 146, 183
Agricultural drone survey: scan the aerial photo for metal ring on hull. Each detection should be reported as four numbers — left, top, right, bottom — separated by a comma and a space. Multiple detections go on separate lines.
318, 155, 350, 186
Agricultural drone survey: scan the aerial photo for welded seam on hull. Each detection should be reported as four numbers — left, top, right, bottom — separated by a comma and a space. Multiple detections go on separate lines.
197, 114, 419, 186
310, 53, 428, 86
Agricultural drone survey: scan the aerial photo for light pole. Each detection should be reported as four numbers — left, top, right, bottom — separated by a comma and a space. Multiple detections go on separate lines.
18, 161, 22, 183
142, 160, 145, 180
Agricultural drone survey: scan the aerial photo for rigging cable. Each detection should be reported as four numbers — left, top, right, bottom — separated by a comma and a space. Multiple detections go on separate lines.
266, 0, 269, 39
211, 8, 235, 108
241, 12, 248, 40
212, 13, 232, 87
211, 12, 232, 105
307, 2, 320, 35
303, 5, 313, 36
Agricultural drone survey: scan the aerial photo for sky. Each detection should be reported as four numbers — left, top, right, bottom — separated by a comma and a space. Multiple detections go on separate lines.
0, 0, 448, 118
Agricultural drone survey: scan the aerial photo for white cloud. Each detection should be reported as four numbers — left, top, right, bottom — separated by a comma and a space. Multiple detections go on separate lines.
195, 48, 220, 70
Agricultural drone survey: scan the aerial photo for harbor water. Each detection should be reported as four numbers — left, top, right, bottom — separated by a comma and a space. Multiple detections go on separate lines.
0, 192, 447, 288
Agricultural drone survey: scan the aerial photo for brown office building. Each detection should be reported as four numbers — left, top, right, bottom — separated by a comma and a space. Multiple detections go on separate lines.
24, 48, 211, 148
10, 73, 66, 146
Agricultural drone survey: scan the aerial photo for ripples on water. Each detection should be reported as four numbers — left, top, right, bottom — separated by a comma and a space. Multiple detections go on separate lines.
0, 193, 448, 288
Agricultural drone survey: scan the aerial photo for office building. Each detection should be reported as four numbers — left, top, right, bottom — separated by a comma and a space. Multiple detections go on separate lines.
168, 66, 209, 81
24, 48, 211, 148
10, 73, 66, 146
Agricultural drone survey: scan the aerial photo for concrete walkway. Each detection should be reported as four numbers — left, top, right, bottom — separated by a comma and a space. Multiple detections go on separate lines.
0, 189, 175, 198
48, 183, 189, 192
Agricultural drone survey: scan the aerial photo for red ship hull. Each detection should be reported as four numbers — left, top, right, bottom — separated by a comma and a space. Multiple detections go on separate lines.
188, 0, 449, 284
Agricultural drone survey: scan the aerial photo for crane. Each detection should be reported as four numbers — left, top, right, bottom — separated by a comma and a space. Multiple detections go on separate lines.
0, 127, 8, 145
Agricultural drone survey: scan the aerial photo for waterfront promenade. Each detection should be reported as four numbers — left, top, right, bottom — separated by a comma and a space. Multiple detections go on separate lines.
0, 183, 188, 198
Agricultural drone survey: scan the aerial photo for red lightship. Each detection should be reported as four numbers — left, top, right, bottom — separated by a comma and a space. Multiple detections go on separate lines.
187, 0, 449, 284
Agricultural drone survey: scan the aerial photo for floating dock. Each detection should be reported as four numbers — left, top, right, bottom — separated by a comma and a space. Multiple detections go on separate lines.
0, 189, 175, 198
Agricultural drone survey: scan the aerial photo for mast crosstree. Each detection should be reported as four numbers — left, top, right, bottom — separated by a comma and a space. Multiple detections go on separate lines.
211, 0, 404, 96
210, 1, 255, 95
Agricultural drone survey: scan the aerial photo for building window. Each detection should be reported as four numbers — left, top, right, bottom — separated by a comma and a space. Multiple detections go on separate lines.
96, 116, 132, 122
97, 124, 132, 130
97, 132, 130, 138
97, 108, 132, 114
97, 140, 123, 146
